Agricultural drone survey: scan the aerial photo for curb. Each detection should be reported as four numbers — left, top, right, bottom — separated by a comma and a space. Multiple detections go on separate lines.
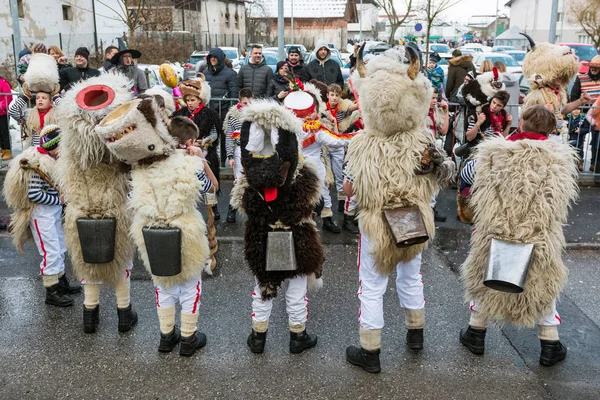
565, 242, 600, 250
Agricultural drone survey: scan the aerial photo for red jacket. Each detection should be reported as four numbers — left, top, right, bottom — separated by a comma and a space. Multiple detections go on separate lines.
0, 78, 12, 116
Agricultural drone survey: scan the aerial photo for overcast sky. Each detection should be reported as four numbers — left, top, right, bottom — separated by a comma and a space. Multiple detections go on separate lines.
403, 0, 511, 24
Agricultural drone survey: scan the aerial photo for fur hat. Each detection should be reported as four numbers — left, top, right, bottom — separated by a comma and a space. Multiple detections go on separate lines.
589, 55, 600, 68
32, 43, 47, 54
22, 53, 60, 95
178, 77, 211, 106
40, 124, 61, 150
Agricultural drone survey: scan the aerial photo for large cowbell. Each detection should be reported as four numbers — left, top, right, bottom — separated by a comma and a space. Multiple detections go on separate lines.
76, 218, 116, 264
142, 227, 182, 277
383, 205, 429, 248
484, 238, 534, 293
266, 231, 297, 271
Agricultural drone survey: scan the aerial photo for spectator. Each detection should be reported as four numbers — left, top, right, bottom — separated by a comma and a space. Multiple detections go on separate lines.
445, 49, 475, 101
267, 61, 292, 103
58, 47, 101, 92
494, 61, 519, 129
286, 46, 309, 82
567, 109, 586, 170
0, 74, 11, 160
465, 90, 512, 143
47, 46, 71, 71
479, 60, 493, 73
306, 40, 344, 87
103, 45, 118, 71
110, 47, 148, 95
237, 45, 273, 98
17, 44, 45, 85
203, 47, 239, 119
426, 53, 445, 92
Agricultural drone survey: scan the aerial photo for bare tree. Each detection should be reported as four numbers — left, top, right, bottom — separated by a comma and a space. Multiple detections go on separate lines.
417, 0, 460, 64
372, 0, 414, 45
568, 0, 600, 49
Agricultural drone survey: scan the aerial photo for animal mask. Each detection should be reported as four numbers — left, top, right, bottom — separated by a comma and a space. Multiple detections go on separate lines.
521, 33, 579, 88
96, 97, 176, 164
462, 68, 506, 108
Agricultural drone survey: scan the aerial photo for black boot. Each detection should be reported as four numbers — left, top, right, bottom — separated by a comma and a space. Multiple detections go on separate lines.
58, 274, 82, 295
0, 220, 6, 230
338, 199, 345, 212
539, 340, 567, 367
322, 217, 341, 234
460, 326, 486, 355
247, 329, 267, 354
289, 330, 318, 354
117, 304, 138, 333
45, 284, 74, 307
407, 329, 424, 350
212, 205, 220, 221
179, 331, 207, 357
158, 326, 181, 353
346, 346, 381, 373
433, 207, 447, 222
83, 305, 100, 333
342, 214, 359, 234
226, 205, 236, 223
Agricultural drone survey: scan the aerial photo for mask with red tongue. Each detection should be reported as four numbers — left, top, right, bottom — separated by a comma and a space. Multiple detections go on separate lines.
264, 187, 278, 202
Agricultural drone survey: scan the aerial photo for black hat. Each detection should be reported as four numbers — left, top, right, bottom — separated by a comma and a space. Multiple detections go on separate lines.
288, 46, 302, 56
110, 48, 142, 65
75, 47, 90, 60
429, 52, 441, 63
276, 61, 287, 71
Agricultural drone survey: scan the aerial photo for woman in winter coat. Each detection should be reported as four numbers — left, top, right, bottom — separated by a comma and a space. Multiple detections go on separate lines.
445, 50, 476, 101
267, 61, 292, 103
0, 75, 12, 160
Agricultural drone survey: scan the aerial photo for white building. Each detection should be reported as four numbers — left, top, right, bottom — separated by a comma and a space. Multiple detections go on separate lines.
505, 0, 587, 43
347, 1, 381, 40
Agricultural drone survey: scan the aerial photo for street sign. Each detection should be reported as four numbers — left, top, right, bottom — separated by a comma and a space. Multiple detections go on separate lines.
415, 23, 423, 32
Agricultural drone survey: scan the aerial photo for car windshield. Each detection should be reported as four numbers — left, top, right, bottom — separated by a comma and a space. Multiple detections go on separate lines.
570, 45, 599, 61
481, 55, 519, 67
189, 55, 206, 64
430, 44, 450, 53
223, 49, 238, 60
509, 52, 526, 62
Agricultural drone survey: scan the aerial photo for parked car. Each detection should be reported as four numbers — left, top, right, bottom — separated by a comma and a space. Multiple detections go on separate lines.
188, 50, 209, 65
557, 43, 599, 74
493, 46, 516, 52
220, 47, 242, 71
306, 52, 351, 83
426, 43, 451, 54
461, 43, 485, 52
243, 50, 280, 73
503, 50, 527, 65
472, 52, 522, 79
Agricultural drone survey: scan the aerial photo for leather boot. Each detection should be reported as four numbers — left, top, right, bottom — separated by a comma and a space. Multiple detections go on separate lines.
58, 274, 82, 295
226, 204, 236, 223
322, 217, 341, 233
45, 284, 74, 307
179, 331, 207, 357
338, 199, 345, 212
539, 340, 567, 367
342, 214, 359, 234
460, 326, 486, 355
117, 304, 138, 333
407, 328, 424, 350
289, 330, 318, 354
83, 305, 100, 333
158, 326, 181, 353
346, 346, 381, 373
247, 329, 267, 354
1, 149, 11, 161
212, 205, 220, 221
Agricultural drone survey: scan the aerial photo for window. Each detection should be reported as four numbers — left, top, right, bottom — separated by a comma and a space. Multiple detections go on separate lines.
225, 6, 230, 28
62, 5, 73, 21
235, 12, 239, 29
557, 13, 561, 23
17, 0, 24, 18
579, 35, 592, 44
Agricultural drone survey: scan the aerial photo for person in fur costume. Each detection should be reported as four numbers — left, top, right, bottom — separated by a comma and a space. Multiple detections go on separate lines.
3, 124, 81, 307
224, 88, 254, 223
55, 73, 138, 334
343, 45, 455, 373
172, 76, 224, 220
459, 105, 579, 367
520, 33, 586, 143
96, 97, 217, 356
230, 99, 324, 355
8, 53, 61, 149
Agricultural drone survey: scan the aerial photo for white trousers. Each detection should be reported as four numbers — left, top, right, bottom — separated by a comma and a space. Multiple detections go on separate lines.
30, 204, 66, 276
357, 232, 425, 330
469, 299, 561, 327
233, 146, 243, 181
328, 146, 345, 194
251, 275, 309, 325
156, 279, 202, 314
343, 195, 357, 215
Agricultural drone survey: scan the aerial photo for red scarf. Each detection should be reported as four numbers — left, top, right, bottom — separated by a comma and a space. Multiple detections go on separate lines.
38, 107, 51, 131
489, 111, 505, 135
326, 102, 339, 130
507, 132, 548, 141
188, 103, 205, 119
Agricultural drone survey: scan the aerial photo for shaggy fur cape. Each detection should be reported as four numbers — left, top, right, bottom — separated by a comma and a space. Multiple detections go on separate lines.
460, 138, 579, 327
3, 147, 57, 253
231, 100, 324, 299
55, 73, 135, 285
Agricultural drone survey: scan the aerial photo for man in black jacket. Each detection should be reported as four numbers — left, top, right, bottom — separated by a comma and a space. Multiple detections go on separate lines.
103, 46, 118, 71
59, 47, 100, 92
306, 40, 343, 87
286, 46, 309, 82
204, 47, 240, 119
237, 45, 273, 98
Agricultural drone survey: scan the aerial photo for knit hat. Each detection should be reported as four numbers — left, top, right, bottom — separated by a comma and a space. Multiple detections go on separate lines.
40, 124, 61, 151
430, 52, 441, 63
75, 47, 90, 60
32, 43, 47, 54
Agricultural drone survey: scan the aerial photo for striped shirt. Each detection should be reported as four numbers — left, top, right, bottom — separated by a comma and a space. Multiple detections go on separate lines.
460, 159, 476, 187
28, 172, 60, 206
342, 161, 353, 184
225, 115, 242, 159
197, 169, 213, 194
466, 120, 496, 139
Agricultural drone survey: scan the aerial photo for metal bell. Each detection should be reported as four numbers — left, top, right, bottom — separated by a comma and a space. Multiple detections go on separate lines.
142, 227, 182, 277
266, 231, 297, 271
484, 238, 535, 293
76, 218, 116, 264
383, 205, 429, 248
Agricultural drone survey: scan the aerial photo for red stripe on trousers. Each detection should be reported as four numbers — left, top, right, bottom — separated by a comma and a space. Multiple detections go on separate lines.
155, 287, 160, 307
555, 314, 562, 324
191, 281, 201, 314
33, 219, 48, 275
345, 197, 350, 212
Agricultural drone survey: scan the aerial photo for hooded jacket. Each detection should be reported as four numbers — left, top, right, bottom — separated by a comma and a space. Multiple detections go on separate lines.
237, 55, 273, 98
203, 48, 240, 111
445, 54, 475, 99
306, 40, 344, 87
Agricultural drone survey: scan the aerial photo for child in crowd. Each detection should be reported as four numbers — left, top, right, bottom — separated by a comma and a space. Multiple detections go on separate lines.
9, 91, 59, 149
426, 53, 445, 93
3, 124, 81, 308
567, 108, 586, 170
224, 88, 253, 223
428, 87, 450, 222
465, 90, 512, 143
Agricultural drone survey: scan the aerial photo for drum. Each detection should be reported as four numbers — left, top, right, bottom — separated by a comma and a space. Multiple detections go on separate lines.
284, 91, 315, 118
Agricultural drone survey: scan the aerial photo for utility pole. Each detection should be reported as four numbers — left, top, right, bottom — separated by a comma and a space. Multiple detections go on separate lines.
9, 0, 22, 77
494, 0, 499, 40
278, 0, 285, 59
291, 0, 294, 44
548, 0, 559, 43
92, 0, 99, 56
359, 0, 363, 41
